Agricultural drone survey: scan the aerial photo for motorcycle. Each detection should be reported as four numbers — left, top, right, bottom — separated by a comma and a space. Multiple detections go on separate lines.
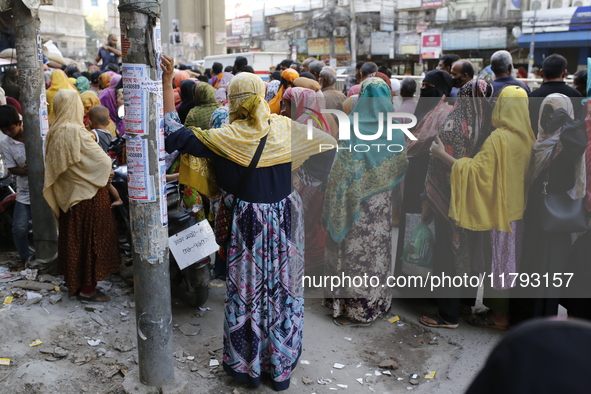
109, 137, 211, 307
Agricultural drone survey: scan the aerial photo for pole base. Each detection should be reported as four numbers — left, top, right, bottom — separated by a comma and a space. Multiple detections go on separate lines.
122, 368, 189, 394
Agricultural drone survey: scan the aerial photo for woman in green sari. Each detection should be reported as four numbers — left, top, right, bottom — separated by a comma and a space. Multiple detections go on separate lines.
323, 77, 408, 326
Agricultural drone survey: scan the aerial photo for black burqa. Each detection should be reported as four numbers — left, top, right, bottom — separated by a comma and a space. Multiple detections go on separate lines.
466, 318, 591, 394
177, 79, 197, 124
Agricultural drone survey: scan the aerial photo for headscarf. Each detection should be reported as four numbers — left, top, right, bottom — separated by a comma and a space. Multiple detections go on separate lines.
6, 97, 21, 114
173, 71, 190, 105
43, 89, 112, 218
282, 87, 333, 135
109, 74, 122, 88
323, 77, 408, 243
46, 69, 77, 123
414, 69, 453, 124
265, 79, 280, 102
188, 72, 335, 169
177, 79, 197, 124
2, 68, 19, 101
532, 93, 586, 199
425, 79, 493, 249
212, 72, 233, 89
293, 77, 321, 92
449, 86, 535, 232
406, 70, 454, 157
375, 72, 393, 96
268, 68, 299, 114
98, 72, 112, 89
99, 86, 124, 135
184, 82, 220, 130
209, 107, 229, 128
75, 76, 91, 94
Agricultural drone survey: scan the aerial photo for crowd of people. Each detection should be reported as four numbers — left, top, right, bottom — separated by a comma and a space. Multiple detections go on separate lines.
1, 43, 590, 391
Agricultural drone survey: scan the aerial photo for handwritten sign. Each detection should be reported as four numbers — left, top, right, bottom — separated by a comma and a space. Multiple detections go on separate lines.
168, 220, 218, 270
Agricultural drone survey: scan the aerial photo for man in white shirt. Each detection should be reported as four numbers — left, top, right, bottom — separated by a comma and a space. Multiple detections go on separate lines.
0, 105, 31, 262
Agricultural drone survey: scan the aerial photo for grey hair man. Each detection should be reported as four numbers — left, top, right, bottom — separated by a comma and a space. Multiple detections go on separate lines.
308, 60, 325, 80
395, 78, 418, 124
490, 50, 530, 96
319, 66, 346, 113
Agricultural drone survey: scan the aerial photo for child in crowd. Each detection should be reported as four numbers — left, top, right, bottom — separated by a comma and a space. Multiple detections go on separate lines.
0, 105, 32, 264
88, 106, 123, 207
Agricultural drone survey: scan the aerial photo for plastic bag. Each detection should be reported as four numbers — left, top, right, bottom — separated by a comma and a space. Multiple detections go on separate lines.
401, 222, 434, 269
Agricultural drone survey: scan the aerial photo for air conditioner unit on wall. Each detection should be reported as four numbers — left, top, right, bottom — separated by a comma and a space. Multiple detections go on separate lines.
310, 28, 319, 38
294, 13, 303, 21
551, 0, 567, 8
571, 0, 591, 6
531, 0, 549, 10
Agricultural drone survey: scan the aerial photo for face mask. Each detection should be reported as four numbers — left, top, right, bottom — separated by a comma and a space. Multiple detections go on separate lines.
452, 76, 462, 87
420, 87, 439, 97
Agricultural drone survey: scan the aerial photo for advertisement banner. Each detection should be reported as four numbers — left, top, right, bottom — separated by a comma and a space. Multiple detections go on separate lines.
335, 37, 349, 55
421, 0, 443, 8
308, 38, 330, 55
522, 6, 591, 34
231, 17, 251, 36
251, 9, 264, 37
371, 32, 392, 55
421, 30, 442, 59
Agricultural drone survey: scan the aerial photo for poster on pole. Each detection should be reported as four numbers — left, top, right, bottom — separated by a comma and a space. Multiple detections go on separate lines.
121, 63, 150, 135
126, 137, 155, 202
169, 221, 219, 270
39, 93, 49, 138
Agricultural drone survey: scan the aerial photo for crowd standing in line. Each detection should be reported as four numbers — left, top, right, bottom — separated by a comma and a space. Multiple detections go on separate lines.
0, 41, 590, 391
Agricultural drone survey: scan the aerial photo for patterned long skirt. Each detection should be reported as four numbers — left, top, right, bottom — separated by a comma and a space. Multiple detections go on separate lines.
58, 187, 120, 295
324, 189, 395, 323
222, 191, 304, 391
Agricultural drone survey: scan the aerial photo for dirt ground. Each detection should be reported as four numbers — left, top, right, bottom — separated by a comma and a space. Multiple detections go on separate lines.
0, 252, 461, 394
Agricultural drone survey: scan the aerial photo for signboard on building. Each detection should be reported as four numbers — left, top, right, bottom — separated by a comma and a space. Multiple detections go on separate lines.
397, 0, 421, 10
522, 6, 591, 34
421, 30, 442, 59
355, 0, 381, 13
335, 38, 349, 55
251, 9, 264, 37
380, 0, 395, 31
421, 0, 443, 7
371, 32, 393, 55
231, 17, 251, 36
308, 38, 330, 55
397, 31, 420, 54
442, 27, 506, 50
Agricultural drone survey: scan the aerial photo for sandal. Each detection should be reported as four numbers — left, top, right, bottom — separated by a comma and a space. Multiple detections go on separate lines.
77, 290, 110, 302
420, 314, 459, 329
333, 317, 372, 327
469, 315, 508, 331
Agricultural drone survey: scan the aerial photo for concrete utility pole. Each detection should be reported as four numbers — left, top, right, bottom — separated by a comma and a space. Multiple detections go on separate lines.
527, 0, 538, 76
118, 0, 174, 389
350, 0, 356, 65
12, 0, 58, 260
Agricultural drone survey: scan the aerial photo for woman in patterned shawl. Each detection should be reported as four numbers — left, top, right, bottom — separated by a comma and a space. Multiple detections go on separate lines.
420, 79, 493, 329
323, 77, 408, 326
161, 55, 336, 390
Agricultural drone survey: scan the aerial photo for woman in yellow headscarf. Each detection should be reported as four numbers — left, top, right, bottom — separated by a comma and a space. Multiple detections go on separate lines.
268, 68, 299, 114
43, 89, 120, 302
425, 86, 535, 330
80, 91, 119, 138
46, 69, 77, 124
160, 54, 335, 391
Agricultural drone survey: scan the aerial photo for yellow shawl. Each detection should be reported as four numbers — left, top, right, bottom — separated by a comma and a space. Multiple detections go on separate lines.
180, 73, 336, 196
449, 86, 535, 232
43, 89, 112, 218
47, 69, 77, 124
